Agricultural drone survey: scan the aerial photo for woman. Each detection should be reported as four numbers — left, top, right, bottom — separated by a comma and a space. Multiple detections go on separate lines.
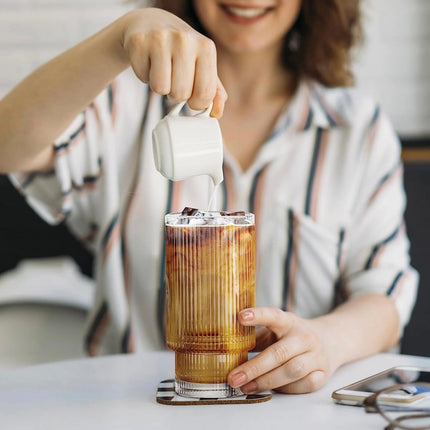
0, 0, 418, 394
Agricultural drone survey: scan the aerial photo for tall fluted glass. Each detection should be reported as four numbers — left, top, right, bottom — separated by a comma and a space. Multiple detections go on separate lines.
165, 211, 255, 398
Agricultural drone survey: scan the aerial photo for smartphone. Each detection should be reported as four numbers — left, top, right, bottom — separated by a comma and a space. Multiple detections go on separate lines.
332, 366, 430, 406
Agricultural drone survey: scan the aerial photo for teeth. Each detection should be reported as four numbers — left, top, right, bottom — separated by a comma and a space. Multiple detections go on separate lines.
226, 6, 267, 18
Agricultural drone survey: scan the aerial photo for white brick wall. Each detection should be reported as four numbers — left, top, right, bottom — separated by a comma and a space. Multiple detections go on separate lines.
0, 0, 429, 136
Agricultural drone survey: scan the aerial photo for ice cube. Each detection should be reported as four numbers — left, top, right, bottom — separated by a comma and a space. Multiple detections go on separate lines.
220, 211, 246, 217
181, 207, 199, 216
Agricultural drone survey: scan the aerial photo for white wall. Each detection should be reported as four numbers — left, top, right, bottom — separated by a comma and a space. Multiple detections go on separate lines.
0, 0, 429, 137
0, 0, 133, 96
353, 0, 430, 137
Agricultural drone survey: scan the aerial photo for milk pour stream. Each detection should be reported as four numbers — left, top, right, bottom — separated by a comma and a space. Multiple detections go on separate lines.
207, 181, 220, 211
152, 101, 224, 206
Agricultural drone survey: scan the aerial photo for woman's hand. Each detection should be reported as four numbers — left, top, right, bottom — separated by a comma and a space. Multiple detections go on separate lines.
121, 8, 227, 118
227, 307, 338, 394
227, 295, 400, 394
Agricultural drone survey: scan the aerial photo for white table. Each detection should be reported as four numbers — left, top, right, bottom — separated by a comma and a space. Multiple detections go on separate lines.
0, 352, 429, 430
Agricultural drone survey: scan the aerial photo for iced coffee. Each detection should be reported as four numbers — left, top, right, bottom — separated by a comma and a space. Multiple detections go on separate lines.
165, 208, 255, 398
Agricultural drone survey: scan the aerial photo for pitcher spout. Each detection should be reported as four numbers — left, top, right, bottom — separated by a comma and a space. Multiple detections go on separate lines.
210, 168, 224, 186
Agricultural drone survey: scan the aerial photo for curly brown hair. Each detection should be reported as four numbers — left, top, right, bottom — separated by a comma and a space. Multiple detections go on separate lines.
151, 0, 362, 87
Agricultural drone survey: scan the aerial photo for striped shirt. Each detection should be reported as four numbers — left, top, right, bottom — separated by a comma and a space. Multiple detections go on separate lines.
10, 69, 418, 355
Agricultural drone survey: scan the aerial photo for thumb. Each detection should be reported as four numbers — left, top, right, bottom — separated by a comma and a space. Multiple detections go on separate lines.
238, 307, 295, 338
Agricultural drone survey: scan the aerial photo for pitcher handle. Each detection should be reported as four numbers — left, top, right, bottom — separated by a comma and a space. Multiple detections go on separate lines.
169, 101, 213, 118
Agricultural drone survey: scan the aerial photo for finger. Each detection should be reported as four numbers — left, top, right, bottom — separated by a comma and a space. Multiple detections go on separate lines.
240, 352, 318, 393
126, 33, 151, 83
276, 370, 327, 394
228, 335, 307, 389
188, 38, 217, 110
148, 38, 172, 95
210, 78, 227, 119
170, 35, 195, 101
238, 307, 295, 338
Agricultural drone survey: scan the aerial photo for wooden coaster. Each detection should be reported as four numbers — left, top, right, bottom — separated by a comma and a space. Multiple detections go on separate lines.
156, 379, 272, 405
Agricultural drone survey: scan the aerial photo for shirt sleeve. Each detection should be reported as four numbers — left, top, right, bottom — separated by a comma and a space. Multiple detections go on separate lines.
341, 107, 419, 331
9, 85, 116, 250
9, 70, 149, 252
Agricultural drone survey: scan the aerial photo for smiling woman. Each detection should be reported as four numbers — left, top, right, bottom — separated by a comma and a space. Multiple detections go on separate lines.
0, 0, 419, 396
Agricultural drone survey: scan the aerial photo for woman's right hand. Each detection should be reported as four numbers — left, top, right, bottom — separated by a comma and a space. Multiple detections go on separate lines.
120, 8, 227, 118
0, 7, 227, 173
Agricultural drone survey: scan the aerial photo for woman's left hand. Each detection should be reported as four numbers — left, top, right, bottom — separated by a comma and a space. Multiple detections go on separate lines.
227, 307, 337, 394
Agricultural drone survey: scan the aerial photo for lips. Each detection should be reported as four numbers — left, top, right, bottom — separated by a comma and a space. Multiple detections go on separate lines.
225, 6, 268, 18
221, 4, 272, 20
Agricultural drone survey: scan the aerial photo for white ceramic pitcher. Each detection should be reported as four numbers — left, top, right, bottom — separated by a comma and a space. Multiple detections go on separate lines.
152, 101, 224, 185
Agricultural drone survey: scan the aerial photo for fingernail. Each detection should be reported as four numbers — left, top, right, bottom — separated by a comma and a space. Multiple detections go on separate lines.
240, 310, 254, 321
230, 371, 247, 387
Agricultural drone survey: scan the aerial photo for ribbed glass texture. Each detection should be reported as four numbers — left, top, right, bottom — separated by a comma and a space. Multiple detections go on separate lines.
165, 212, 255, 397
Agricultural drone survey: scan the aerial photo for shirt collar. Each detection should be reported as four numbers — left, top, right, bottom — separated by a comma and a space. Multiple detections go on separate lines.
272, 80, 347, 136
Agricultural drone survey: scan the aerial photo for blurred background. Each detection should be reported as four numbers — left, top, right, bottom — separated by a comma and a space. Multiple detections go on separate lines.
0, 0, 429, 364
